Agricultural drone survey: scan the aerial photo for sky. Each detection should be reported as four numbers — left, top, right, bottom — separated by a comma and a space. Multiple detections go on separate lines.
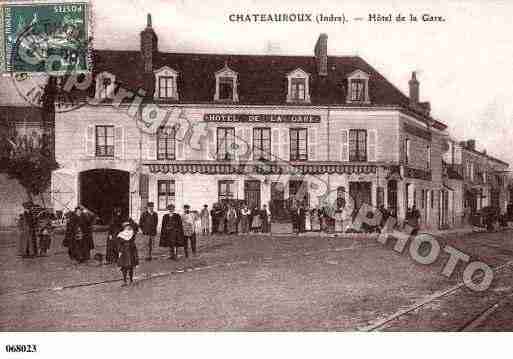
7, 0, 513, 165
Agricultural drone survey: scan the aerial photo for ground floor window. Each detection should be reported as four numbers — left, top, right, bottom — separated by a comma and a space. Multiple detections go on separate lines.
158, 180, 175, 210
219, 180, 236, 203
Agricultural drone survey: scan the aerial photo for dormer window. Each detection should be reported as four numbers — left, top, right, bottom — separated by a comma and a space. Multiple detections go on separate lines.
291, 78, 306, 100
95, 71, 116, 99
346, 69, 370, 104
287, 68, 310, 103
214, 65, 238, 102
154, 66, 179, 100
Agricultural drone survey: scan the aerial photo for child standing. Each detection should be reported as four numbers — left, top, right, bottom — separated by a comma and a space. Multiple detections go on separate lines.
39, 217, 53, 256
117, 221, 139, 286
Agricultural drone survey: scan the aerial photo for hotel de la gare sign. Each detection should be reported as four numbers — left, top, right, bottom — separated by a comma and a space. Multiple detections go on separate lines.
203, 113, 321, 123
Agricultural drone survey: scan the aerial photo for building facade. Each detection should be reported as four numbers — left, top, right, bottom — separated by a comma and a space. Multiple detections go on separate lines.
52, 15, 455, 229
444, 138, 509, 227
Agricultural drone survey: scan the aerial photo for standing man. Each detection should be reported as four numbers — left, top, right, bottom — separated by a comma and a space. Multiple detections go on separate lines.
182, 204, 197, 257
139, 202, 158, 261
159, 204, 185, 260
200, 204, 210, 235
211, 203, 219, 235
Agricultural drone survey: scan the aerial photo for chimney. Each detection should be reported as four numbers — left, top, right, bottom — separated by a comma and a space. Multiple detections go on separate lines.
409, 71, 419, 107
467, 139, 476, 150
140, 13, 158, 74
314, 33, 328, 76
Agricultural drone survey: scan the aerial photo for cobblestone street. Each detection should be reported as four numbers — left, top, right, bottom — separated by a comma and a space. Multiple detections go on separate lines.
1, 228, 512, 330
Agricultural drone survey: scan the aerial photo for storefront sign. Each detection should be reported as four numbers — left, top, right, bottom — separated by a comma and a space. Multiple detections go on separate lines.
204, 113, 321, 123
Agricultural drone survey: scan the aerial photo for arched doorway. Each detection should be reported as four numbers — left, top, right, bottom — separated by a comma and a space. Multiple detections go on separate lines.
79, 169, 129, 225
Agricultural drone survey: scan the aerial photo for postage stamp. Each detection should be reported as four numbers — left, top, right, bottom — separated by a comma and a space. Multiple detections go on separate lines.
0, 1, 91, 74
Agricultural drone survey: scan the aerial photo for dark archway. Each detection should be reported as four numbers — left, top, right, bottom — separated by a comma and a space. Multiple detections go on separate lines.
79, 169, 129, 225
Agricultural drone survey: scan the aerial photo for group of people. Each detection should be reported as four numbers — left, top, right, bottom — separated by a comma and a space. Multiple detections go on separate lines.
209, 202, 272, 235
17, 201, 54, 258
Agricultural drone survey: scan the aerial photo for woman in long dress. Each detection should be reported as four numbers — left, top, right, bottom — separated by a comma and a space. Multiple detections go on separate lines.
251, 207, 262, 232
106, 208, 123, 264
311, 209, 321, 232
261, 205, 271, 233
240, 205, 250, 233
304, 208, 312, 232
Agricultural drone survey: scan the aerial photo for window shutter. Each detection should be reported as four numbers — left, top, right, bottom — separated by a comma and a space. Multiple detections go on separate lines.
85, 125, 95, 157
308, 127, 317, 161
272, 128, 280, 161
281, 128, 289, 161
147, 134, 157, 160
114, 126, 124, 159
235, 127, 244, 161
368, 129, 377, 162
341, 129, 349, 161
206, 127, 216, 160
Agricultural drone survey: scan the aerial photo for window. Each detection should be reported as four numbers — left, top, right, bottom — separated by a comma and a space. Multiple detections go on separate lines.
214, 65, 238, 102
427, 145, 431, 169
217, 127, 235, 160
158, 76, 175, 99
350, 79, 366, 102
95, 125, 114, 157
290, 128, 308, 161
154, 66, 179, 100
253, 127, 271, 161
95, 72, 115, 99
346, 69, 370, 103
219, 77, 234, 100
404, 138, 410, 164
218, 180, 236, 202
157, 180, 175, 210
421, 189, 425, 208
157, 126, 176, 160
470, 162, 475, 182
286, 68, 310, 103
431, 189, 435, 209
291, 78, 306, 101
349, 129, 367, 162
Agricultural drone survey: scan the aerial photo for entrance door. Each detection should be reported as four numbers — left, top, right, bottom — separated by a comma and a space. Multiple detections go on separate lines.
349, 182, 372, 211
289, 180, 309, 207
79, 169, 129, 225
244, 180, 261, 209
271, 182, 287, 221
387, 180, 398, 215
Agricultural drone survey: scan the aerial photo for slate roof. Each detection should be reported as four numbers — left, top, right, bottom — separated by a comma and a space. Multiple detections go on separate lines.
87, 49, 447, 129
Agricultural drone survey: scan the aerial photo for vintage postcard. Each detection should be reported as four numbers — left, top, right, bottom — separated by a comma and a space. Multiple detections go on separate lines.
0, 0, 512, 357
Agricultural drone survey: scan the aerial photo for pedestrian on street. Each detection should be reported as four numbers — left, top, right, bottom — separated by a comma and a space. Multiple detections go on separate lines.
63, 206, 95, 263
182, 204, 197, 257
261, 204, 271, 233
117, 221, 139, 286
106, 207, 123, 264
240, 204, 250, 234
200, 204, 210, 235
139, 202, 158, 261
159, 204, 185, 260
251, 206, 262, 232
17, 202, 37, 257
38, 214, 53, 256
226, 204, 238, 234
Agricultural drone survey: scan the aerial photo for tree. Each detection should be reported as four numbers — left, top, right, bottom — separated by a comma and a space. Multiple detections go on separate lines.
6, 129, 59, 205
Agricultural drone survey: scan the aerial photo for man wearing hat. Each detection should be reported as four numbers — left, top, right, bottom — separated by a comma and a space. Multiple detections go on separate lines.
139, 202, 158, 261
159, 204, 185, 260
